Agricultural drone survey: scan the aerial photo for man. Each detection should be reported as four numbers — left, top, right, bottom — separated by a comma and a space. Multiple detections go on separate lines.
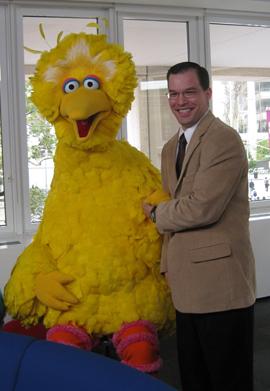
143, 62, 256, 391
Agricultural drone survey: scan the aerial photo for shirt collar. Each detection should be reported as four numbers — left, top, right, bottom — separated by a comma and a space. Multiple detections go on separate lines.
178, 109, 209, 145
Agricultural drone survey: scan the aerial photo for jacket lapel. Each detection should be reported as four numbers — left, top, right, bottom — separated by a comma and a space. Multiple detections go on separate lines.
174, 111, 216, 194
166, 133, 179, 194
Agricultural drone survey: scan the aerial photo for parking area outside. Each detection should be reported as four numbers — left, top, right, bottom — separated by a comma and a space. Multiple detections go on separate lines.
249, 169, 270, 201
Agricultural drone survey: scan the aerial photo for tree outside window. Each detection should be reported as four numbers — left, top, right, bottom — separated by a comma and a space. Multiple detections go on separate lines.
213, 79, 270, 201
25, 79, 56, 222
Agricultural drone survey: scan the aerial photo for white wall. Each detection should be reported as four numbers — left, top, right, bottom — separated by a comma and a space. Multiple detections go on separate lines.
0, 243, 25, 294
0, 236, 32, 294
250, 218, 270, 298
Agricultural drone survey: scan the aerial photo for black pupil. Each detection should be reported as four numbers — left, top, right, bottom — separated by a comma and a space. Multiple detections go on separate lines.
69, 84, 75, 90
88, 81, 93, 87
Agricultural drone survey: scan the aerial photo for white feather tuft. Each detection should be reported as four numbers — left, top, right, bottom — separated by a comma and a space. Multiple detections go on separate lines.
43, 38, 116, 83
66, 39, 91, 62
43, 66, 61, 83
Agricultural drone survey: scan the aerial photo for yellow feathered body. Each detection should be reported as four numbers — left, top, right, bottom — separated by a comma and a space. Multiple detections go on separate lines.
4, 32, 174, 336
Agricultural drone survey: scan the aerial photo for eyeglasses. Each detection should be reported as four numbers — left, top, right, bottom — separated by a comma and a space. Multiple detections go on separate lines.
167, 88, 203, 100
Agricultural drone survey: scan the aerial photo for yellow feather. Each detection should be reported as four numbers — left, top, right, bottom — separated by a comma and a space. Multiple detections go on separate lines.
56, 31, 64, 45
87, 22, 100, 30
39, 23, 46, 40
24, 46, 43, 54
102, 18, 109, 28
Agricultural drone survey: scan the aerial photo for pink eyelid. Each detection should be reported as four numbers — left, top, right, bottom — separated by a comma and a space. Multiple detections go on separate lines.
83, 74, 101, 84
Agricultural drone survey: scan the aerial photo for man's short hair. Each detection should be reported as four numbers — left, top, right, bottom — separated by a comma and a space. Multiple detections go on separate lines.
167, 61, 210, 90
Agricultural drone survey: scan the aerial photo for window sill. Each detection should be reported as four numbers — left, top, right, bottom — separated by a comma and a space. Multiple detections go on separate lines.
0, 234, 32, 250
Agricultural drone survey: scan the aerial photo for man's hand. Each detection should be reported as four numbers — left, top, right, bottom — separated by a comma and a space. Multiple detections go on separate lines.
35, 271, 78, 311
143, 202, 154, 219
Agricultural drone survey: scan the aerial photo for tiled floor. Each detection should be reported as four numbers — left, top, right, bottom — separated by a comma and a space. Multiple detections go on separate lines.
158, 297, 270, 390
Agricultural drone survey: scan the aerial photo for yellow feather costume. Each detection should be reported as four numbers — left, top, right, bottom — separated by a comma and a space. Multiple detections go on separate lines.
4, 33, 174, 336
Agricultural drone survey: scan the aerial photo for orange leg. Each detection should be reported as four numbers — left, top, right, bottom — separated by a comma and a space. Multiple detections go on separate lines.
112, 320, 162, 373
47, 324, 98, 350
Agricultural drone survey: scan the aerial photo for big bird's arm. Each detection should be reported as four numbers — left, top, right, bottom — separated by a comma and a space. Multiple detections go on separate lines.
143, 188, 171, 221
144, 188, 171, 205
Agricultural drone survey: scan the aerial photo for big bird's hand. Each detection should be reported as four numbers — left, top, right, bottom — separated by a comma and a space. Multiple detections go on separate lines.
144, 189, 171, 205
35, 271, 78, 311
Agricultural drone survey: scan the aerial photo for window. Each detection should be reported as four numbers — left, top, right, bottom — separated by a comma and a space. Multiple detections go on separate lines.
123, 19, 188, 168
210, 23, 270, 203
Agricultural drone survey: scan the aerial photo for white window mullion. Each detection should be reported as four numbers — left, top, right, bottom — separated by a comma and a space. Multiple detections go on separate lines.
0, 5, 24, 240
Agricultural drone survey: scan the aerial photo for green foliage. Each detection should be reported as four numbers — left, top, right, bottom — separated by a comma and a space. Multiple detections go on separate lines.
247, 152, 257, 172
29, 185, 48, 222
25, 79, 56, 221
256, 139, 270, 161
25, 80, 56, 164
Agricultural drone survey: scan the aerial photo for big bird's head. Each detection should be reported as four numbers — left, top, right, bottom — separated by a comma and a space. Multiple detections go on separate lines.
31, 33, 137, 149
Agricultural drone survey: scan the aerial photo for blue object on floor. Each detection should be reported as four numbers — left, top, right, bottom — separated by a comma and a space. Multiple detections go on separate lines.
0, 331, 177, 391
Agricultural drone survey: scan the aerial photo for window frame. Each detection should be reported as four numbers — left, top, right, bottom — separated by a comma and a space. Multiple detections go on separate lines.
115, 5, 205, 140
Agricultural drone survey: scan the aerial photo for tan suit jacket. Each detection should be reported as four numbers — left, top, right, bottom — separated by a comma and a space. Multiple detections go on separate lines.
156, 111, 256, 313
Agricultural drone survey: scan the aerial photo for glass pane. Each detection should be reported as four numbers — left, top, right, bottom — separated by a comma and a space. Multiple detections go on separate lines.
123, 20, 188, 168
23, 17, 98, 223
0, 98, 6, 226
210, 24, 270, 202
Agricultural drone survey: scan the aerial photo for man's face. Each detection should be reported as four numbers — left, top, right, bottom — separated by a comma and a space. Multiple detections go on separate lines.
167, 69, 212, 129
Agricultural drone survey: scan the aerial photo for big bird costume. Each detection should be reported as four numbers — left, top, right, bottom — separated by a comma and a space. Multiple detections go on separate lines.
4, 32, 175, 373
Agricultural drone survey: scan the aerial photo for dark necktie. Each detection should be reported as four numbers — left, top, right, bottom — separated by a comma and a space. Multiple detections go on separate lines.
176, 133, 187, 179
